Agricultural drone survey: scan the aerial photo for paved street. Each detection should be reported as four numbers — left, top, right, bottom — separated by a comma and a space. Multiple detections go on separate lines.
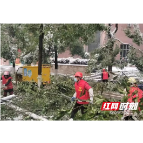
0, 65, 23, 75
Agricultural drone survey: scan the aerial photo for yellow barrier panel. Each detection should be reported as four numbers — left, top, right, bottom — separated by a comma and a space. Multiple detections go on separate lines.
22, 65, 50, 84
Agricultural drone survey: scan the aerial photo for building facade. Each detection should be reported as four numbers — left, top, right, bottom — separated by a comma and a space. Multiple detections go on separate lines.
100, 24, 143, 60
0, 58, 10, 65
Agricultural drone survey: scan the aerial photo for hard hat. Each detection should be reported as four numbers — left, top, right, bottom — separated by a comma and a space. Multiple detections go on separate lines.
74, 72, 83, 78
128, 77, 137, 84
4, 71, 10, 76
102, 69, 105, 72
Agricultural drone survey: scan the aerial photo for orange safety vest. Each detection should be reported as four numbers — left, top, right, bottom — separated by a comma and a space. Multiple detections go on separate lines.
75, 79, 91, 104
2, 75, 13, 90
103, 71, 109, 80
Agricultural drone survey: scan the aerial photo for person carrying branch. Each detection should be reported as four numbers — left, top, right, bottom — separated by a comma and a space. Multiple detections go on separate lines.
123, 77, 143, 120
1, 71, 13, 97
69, 72, 94, 121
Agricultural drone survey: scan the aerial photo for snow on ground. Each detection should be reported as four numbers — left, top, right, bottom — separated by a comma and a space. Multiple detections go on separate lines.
13, 115, 24, 120
1, 64, 142, 82
0, 65, 23, 75
51, 66, 143, 82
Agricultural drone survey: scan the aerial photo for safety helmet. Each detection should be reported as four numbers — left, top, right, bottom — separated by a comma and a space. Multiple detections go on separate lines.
102, 69, 105, 72
74, 72, 83, 78
4, 71, 10, 76
128, 77, 137, 84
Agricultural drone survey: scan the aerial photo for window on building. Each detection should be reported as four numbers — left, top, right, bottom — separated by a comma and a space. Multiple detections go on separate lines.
120, 44, 129, 59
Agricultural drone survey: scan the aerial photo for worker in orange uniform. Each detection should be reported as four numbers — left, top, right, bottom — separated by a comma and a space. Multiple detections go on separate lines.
69, 72, 94, 121
123, 77, 143, 120
1, 71, 14, 97
102, 69, 109, 82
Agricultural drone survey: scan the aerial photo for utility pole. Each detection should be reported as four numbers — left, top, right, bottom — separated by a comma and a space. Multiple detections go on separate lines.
38, 24, 44, 88
54, 45, 58, 77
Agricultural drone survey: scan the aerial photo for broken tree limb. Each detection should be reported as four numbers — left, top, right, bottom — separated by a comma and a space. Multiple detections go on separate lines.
110, 24, 118, 38
1, 94, 48, 121
1, 94, 16, 102
46, 92, 92, 102
114, 24, 118, 34
5, 103, 48, 121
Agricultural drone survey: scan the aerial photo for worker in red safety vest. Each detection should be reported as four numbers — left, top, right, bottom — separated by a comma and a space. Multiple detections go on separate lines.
102, 69, 109, 82
123, 77, 143, 120
69, 72, 94, 121
1, 71, 13, 97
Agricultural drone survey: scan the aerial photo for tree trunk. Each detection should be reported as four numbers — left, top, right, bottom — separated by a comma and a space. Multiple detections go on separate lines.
54, 45, 58, 77
107, 24, 112, 72
13, 61, 15, 74
38, 24, 44, 88
108, 65, 112, 72
107, 24, 118, 72
42, 48, 47, 64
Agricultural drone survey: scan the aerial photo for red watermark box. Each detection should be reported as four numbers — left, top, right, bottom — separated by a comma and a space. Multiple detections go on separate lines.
101, 102, 138, 111
101, 102, 121, 111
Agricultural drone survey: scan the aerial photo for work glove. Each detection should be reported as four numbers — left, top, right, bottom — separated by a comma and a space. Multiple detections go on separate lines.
89, 88, 94, 105
2, 84, 7, 89
71, 97, 76, 102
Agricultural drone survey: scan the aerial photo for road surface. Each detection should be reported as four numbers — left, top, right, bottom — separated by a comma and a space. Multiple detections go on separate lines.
0, 65, 23, 75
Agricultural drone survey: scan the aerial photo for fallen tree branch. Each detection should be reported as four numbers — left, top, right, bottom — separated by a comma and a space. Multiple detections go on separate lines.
5, 103, 48, 121
111, 24, 118, 38
1, 94, 16, 102
46, 92, 92, 102
1, 95, 48, 121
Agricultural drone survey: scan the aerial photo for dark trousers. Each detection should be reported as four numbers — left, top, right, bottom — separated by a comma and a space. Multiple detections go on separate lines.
101, 80, 108, 94
4, 89, 13, 97
102, 80, 108, 82
124, 116, 134, 121
70, 102, 88, 119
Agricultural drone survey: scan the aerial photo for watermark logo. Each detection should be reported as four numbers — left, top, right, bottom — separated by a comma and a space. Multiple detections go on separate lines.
101, 102, 120, 111
101, 102, 138, 111
119, 103, 138, 110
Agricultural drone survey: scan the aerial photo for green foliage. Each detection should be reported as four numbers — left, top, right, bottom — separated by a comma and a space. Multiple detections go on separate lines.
1, 24, 105, 64
124, 28, 143, 46
0, 23, 106, 64
49, 75, 75, 94
1, 105, 19, 120
3, 74, 143, 120
69, 40, 85, 58
127, 47, 143, 72
121, 95, 128, 103
88, 39, 121, 72
139, 98, 143, 110
17, 81, 39, 94
12, 76, 75, 119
